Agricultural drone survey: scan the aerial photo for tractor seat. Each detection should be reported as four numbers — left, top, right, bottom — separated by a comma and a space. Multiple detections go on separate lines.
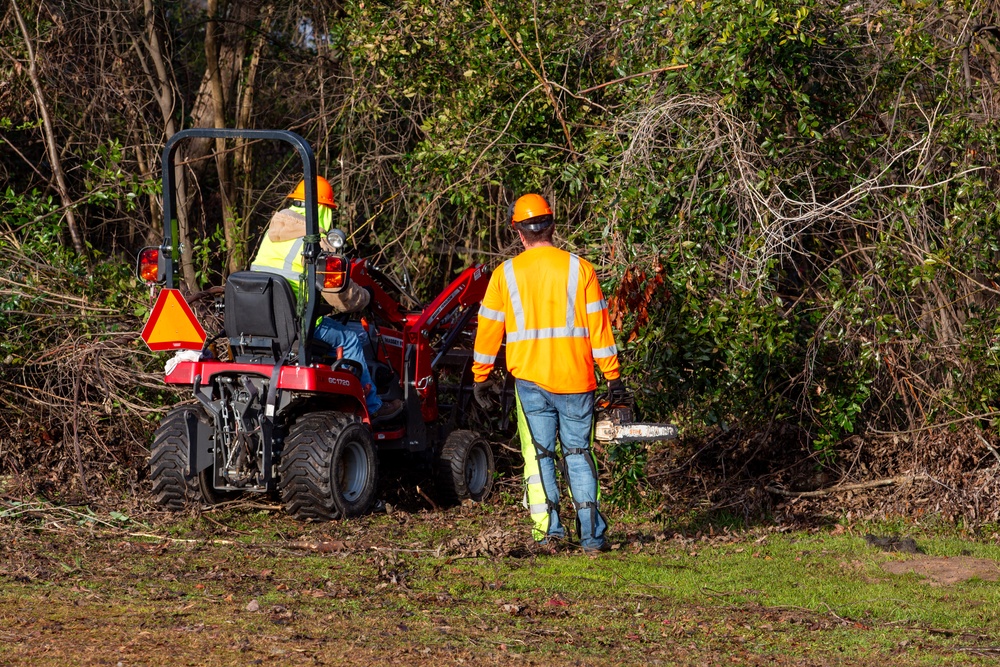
224, 271, 298, 364
224, 270, 355, 373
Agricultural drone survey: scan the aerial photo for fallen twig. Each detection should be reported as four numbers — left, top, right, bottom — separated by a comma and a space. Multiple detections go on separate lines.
370, 545, 441, 554
956, 647, 1000, 654
415, 485, 440, 511
765, 473, 930, 498
820, 602, 852, 625
0, 501, 52, 518
975, 432, 1000, 466
125, 531, 240, 546
202, 500, 282, 513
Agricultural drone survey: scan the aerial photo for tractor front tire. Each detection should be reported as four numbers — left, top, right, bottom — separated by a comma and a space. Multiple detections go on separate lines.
150, 405, 234, 510
278, 412, 378, 521
438, 430, 495, 504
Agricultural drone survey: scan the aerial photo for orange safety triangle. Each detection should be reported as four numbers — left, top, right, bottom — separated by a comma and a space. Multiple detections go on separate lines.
141, 288, 207, 352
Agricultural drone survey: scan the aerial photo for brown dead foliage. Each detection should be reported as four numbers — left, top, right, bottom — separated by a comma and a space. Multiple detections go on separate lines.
607, 264, 668, 345
5, 415, 1000, 532
436, 525, 526, 558
643, 422, 1000, 529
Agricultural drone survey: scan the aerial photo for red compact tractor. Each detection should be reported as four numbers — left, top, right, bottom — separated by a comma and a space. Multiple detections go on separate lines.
138, 129, 507, 519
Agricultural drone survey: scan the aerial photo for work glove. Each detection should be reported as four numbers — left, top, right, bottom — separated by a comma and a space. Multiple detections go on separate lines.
605, 377, 630, 405
473, 379, 495, 410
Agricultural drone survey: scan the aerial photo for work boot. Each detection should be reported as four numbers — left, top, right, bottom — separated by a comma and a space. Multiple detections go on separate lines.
527, 538, 558, 556
581, 539, 611, 554
371, 398, 404, 424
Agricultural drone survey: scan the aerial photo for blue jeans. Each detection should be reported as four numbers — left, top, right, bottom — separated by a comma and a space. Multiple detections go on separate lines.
313, 317, 382, 415
515, 379, 608, 550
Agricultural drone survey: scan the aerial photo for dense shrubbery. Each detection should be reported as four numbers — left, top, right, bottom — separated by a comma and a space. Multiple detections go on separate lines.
2, 0, 1000, 500
334, 0, 1000, 457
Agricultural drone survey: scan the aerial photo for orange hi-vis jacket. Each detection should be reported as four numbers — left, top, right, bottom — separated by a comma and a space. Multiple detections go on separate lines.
472, 245, 620, 394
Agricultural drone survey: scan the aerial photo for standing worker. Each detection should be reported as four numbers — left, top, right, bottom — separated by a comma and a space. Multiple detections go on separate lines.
250, 176, 403, 423
471, 194, 628, 552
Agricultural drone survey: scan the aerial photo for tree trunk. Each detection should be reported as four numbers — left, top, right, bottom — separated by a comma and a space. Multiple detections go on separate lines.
205, 0, 240, 274
11, 0, 88, 259
185, 0, 258, 277
132, 0, 198, 290
235, 3, 276, 262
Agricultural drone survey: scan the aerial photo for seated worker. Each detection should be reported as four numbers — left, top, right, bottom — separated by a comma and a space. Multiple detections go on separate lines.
249, 176, 404, 423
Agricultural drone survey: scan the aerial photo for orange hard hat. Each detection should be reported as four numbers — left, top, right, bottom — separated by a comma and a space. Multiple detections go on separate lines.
509, 193, 553, 230
288, 176, 337, 208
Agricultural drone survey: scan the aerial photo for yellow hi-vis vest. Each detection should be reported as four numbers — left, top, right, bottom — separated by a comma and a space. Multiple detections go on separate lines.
249, 205, 332, 302
472, 245, 620, 393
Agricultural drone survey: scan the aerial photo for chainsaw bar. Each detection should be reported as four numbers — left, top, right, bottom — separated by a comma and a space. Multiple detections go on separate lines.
594, 420, 679, 443
593, 403, 678, 443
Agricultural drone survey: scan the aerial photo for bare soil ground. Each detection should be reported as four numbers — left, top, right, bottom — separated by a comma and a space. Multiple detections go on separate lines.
881, 556, 1000, 586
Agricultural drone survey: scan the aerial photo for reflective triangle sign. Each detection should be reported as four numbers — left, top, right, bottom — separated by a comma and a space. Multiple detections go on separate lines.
141, 288, 207, 351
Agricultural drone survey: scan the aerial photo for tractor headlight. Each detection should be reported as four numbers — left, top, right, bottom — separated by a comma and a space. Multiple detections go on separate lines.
326, 229, 346, 251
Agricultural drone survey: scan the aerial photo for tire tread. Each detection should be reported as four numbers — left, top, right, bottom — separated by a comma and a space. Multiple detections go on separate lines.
278, 411, 377, 521
149, 407, 204, 510
437, 429, 494, 504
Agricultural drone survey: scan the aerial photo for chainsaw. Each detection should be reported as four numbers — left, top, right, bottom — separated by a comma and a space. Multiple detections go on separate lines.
593, 399, 678, 444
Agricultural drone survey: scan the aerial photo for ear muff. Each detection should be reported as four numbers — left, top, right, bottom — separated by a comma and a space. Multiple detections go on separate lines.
517, 215, 554, 232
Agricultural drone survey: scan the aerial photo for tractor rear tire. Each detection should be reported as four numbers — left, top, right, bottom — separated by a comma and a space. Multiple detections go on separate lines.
278, 411, 378, 521
150, 405, 235, 509
438, 430, 495, 504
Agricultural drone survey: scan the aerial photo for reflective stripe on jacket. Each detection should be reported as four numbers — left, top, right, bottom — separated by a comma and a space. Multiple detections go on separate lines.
249, 205, 332, 302
472, 245, 620, 393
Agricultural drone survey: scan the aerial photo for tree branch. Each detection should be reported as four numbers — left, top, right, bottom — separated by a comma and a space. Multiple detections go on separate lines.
766, 474, 930, 498
482, 0, 575, 154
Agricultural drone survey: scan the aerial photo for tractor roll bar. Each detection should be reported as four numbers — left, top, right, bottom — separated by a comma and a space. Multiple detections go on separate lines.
159, 128, 320, 366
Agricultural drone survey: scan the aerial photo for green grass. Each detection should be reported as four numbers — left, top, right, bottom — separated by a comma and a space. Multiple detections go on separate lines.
2, 503, 1000, 665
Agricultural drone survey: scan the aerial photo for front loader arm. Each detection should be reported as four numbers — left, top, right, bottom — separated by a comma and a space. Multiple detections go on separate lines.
348, 259, 405, 327
411, 265, 490, 335
404, 265, 491, 424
